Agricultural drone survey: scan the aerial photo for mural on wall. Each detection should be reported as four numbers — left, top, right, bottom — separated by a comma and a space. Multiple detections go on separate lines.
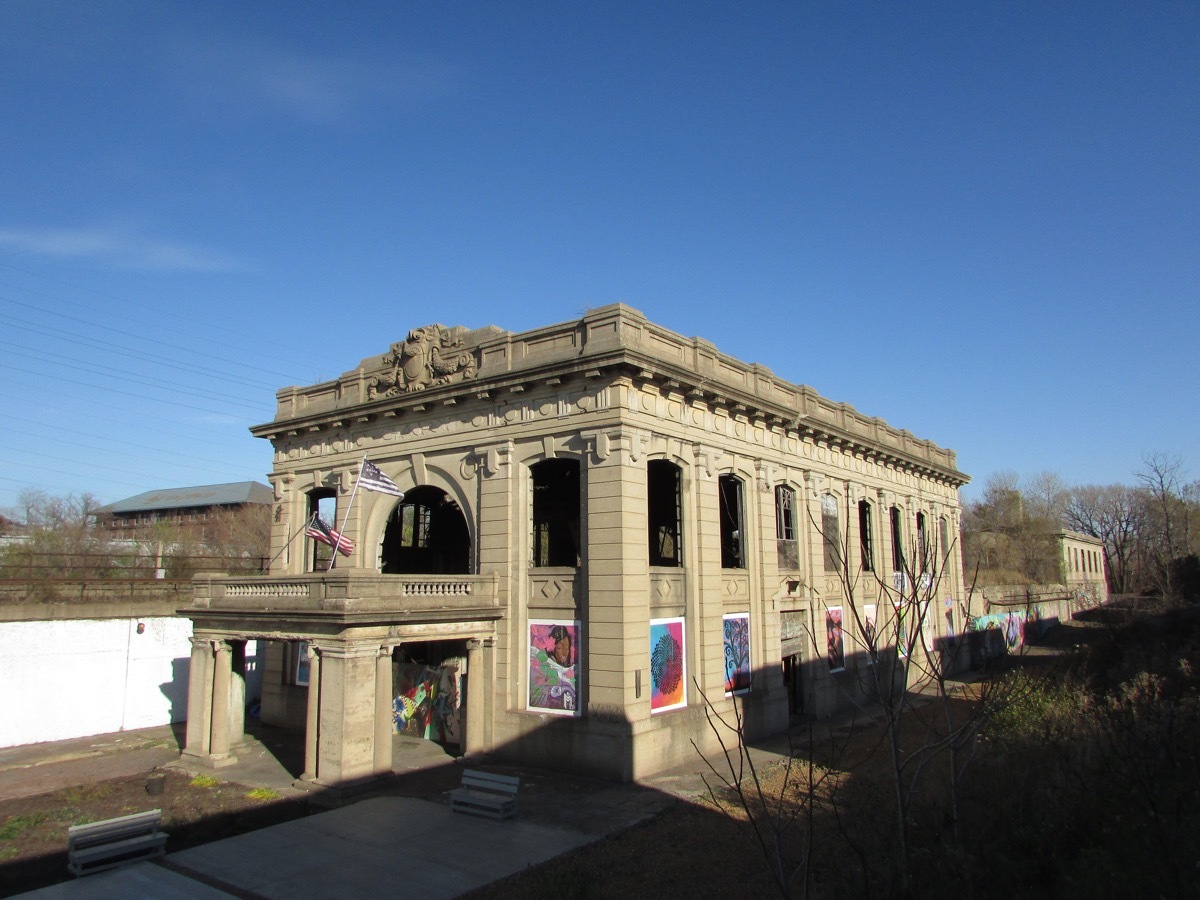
826, 606, 845, 672
528, 619, 580, 715
650, 617, 686, 713
863, 604, 878, 664
722, 613, 751, 696
393, 662, 462, 745
895, 602, 909, 658
968, 610, 1027, 651
944, 597, 956, 636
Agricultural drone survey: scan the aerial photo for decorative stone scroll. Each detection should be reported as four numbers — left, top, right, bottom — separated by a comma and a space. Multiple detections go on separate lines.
369, 324, 478, 398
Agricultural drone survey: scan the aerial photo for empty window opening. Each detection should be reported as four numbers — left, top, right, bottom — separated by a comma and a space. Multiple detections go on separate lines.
531, 459, 581, 567
776, 485, 799, 570
859, 499, 874, 572
381, 486, 471, 574
719, 474, 746, 569
822, 494, 841, 572
648, 461, 683, 567
916, 512, 928, 571
307, 488, 338, 572
890, 507, 905, 572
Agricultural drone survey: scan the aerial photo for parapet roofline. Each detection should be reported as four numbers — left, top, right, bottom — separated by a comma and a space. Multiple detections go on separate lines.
250, 304, 968, 486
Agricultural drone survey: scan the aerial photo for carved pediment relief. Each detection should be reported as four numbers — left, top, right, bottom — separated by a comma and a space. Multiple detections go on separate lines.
369, 324, 479, 399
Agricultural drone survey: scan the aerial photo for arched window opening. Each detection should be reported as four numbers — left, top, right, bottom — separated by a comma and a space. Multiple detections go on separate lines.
719, 474, 746, 569
531, 459, 581, 567
648, 460, 683, 567
381, 486, 471, 574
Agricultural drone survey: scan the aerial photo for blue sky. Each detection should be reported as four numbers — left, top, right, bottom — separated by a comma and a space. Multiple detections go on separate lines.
1, 1, 1197, 516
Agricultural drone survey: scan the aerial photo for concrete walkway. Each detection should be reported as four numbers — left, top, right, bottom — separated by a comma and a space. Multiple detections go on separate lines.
4, 722, 794, 898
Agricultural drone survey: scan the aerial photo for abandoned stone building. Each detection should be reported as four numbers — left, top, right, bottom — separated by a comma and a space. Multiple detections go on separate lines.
182, 305, 968, 790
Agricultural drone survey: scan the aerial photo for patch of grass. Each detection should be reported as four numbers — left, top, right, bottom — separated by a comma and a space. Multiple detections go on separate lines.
189, 775, 220, 789
245, 787, 279, 801
0, 813, 48, 840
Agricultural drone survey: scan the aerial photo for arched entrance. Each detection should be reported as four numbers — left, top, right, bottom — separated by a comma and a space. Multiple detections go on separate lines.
380, 486, 471, 574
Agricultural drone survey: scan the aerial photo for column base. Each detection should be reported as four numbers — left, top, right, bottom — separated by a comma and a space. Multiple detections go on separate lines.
179, 749, 240, 769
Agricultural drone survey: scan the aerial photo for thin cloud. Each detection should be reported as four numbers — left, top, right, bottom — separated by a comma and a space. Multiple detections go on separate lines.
171, 38, 461, 125
0, 226, 244, 272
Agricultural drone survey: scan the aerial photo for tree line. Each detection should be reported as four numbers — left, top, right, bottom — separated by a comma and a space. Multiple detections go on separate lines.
962, 451, 1200, 602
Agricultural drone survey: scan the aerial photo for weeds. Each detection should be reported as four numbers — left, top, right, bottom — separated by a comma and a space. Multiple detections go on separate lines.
189, 775, 220, 789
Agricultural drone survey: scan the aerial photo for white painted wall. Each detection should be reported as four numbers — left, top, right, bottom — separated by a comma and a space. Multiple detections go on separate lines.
0, 616, 265, 749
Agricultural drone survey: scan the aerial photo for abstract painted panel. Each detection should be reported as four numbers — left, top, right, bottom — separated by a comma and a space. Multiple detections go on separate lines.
650, 617, 686, 713
723, 613, 751, 696
528, 619, 580, 715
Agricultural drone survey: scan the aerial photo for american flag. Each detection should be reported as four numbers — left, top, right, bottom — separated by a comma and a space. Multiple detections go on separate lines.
305, 515, 354, 556
359, 459, 405, 498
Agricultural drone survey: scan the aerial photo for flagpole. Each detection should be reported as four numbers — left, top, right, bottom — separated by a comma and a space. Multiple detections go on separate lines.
327, 456, 367, 571
262, 512, 315, 575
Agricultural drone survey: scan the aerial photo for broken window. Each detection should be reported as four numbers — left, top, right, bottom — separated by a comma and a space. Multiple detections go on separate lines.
859, 499, 874, 572
719, 474, 746, 569
822, 493, 841, 572
531, 459, 581, 567
381, 486, 471, 574
916, 512, 928, 572
307, 488, 337, 572
775, 484, 799, 570
890, 506, 905, 572
648, 460, 683, 567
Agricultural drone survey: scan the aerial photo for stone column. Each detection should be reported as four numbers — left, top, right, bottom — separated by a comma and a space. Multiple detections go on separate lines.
585, 427, 650, 719
300, 645, 321, 784
183, 637, 214, 759
312, 641, 382, 787
374, 646, 394, 775
228, 640, 247, 749
463, 639, 484, 758
208, 641, 235, 765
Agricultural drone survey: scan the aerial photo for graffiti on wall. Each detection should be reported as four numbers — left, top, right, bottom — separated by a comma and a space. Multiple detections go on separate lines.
723, 613, 751, 696
968, 610, 1028, 651
528, 619, 580, 715
650, 617, 686, 713
393, 663, 461, 744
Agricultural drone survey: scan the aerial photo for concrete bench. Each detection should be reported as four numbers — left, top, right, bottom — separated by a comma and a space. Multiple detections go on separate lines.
67, 808, 168, 876
449, 769, 520, 820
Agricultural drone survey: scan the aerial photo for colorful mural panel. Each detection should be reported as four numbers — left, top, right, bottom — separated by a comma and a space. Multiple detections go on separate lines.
826, 606, 845, 672
650, 617, 686, 713
528, 619, 580, 715
722, 613, 751, 696
393, 662, 462, 745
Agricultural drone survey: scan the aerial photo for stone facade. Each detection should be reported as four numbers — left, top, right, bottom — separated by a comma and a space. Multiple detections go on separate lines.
183, 305, 968, 787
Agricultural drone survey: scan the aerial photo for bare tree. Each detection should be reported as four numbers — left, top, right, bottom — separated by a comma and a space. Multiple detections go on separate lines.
1064, 483, 1143, 595
692, 685, 828, 899
817, 503, 1031, 892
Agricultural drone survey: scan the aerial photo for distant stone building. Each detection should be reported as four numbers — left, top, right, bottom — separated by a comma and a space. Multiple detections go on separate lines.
182, 306, 968, 790
1056, 530, 1108, 605
96, 482, 273, 537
